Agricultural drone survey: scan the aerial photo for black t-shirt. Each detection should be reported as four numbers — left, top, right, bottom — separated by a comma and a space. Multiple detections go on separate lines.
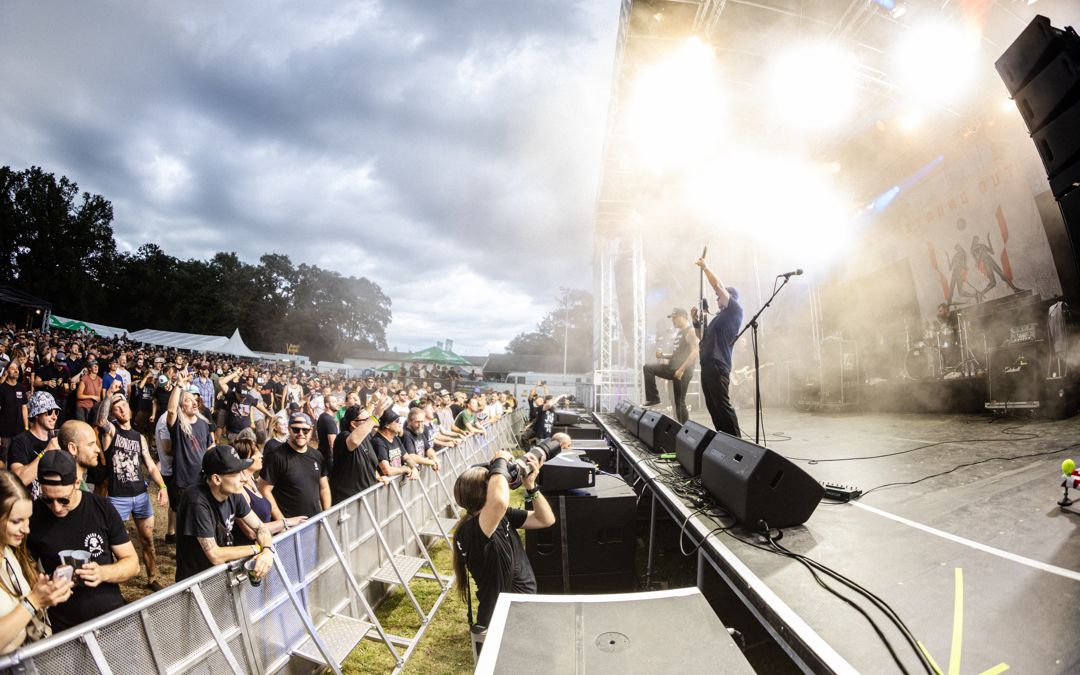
329, 432, 379, 504
358, 386, 376, 407
401, 427, 430, 457
153, 384, 173, 416
449, 404, 463, 420
7, 431, 48, 498
36, 363, 68, 401
175, 483, 252, 581
137, 381, 155, 414
225, 386, 259, 434
535, 408, 555, 440
105, 426, 147, 498
0, 381, 28, 437
168, 416, 214, 490
316, 412, 338, 471
670, 326, 697, 371
456, 508, 535, 627
28, 493, 130, 632
264, 437, 286, 456
260, 444, 327, 518
371, 433, 405, 468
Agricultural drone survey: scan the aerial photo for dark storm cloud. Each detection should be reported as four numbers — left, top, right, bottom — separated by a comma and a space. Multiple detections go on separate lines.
0, 0, 618, 353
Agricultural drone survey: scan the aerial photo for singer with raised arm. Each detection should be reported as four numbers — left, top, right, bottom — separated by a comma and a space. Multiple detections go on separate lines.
691, 257, 743, 437
642, 307, 697, 423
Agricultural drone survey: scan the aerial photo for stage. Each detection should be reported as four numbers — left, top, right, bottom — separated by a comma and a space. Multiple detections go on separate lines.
594, 406, 1080, 674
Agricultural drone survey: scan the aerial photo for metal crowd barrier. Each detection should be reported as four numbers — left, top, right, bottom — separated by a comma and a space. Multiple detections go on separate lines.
0, 409, 528, 675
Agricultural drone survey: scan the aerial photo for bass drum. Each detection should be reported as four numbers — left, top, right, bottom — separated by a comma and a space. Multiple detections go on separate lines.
904, 346, 943, 380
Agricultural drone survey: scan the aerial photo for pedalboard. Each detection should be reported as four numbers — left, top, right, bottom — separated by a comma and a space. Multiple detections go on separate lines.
821, 482, 862, 502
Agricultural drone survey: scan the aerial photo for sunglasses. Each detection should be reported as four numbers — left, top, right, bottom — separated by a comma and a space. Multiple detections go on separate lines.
39, 495, 71, 506
41, 410, 59, 417
289, 426, 312, 434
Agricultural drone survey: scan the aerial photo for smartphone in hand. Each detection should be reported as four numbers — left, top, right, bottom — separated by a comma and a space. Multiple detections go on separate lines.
53, 565, 74, 583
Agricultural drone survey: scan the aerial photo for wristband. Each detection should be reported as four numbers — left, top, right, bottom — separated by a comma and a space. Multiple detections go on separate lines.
35, 451, 45, 461
158, 483, 166, 491
20, 598, 37, 616
251, 545, 260, 556
488, 458, 512, 481
282, 519, 290, 530
692, 320, 702, 328
526, 487, 539, 496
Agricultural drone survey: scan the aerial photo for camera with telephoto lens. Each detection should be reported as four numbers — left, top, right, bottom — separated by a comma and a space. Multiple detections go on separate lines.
488, 438, 562, 489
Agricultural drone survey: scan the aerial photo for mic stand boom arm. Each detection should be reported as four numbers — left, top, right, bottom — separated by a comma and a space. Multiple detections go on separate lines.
734, 274, 794, 445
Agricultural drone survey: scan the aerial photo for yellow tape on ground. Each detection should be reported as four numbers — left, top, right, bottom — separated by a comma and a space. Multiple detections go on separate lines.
949, 567, 963, 675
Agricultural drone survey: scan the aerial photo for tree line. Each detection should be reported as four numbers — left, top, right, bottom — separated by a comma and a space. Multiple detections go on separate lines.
1, 165, 391, 361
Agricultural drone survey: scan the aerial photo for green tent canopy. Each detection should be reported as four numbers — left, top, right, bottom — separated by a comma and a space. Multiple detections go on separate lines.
377, 363, 404, 372
406, 345, 472, 366
49, 316, 95, 334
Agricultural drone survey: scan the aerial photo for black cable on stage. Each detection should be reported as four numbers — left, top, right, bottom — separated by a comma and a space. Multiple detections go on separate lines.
785, 424, 1041, 464
861, 441, 1080, 497
725, 526, 933, 674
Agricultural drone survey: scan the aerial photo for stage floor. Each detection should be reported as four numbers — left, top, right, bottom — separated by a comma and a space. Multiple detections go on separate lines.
642, 406, 1080, 673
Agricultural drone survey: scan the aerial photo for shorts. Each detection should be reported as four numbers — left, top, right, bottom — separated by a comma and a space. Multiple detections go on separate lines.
214, 409, 227, 430
109, 493, 154, 521
163, 474, 181, 512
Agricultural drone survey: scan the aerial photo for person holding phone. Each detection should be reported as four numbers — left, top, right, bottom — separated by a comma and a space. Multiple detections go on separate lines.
0, 469, 71, 653
27, 451, 138, 632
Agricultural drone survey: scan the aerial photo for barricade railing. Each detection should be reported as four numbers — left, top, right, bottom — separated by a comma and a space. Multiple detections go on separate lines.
0, 409, 527, 675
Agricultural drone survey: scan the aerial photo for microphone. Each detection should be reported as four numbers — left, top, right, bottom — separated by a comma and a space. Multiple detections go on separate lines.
701, 246, 707, 259
778, 268, 804, 279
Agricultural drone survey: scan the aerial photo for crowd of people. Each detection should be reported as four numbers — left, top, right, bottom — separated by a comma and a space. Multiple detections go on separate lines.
0, 324, 529, 652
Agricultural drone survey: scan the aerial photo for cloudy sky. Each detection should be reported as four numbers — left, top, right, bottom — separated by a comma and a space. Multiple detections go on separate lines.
0, 1, 620, 355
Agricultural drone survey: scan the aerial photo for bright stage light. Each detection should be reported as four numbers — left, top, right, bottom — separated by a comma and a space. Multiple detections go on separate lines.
1001, 97, 1014, 113
681, 154, 855, 267
769, 43, 858, 130
898, 108, 923, 132
624, 37, 724, 171
892, 21, 980, 106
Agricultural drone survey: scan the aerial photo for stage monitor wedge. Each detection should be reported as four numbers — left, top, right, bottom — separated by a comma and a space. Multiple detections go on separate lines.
638, 411, 681, 454
614, 400, 633, 425
624, 405, 646, 437
676, 421, 716, 476
554, 409, 581, 426
700, 433, 823, 529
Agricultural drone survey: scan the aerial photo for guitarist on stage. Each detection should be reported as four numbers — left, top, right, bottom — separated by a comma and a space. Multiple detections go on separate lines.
643, 307, 698, 423
692, 256, 742, 438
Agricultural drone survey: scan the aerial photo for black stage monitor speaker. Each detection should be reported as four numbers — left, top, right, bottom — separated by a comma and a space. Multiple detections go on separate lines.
700, 433, 823, 529
675, 421, 716, 477
526, 473, 636, 594
556, 424, 602, 440
614, 400, 633, 425
538, 454, 596, 492
638, 412, 681, 454
554, 409, 581, 426
995, 15, 1079, 96
625, 405, 646, 437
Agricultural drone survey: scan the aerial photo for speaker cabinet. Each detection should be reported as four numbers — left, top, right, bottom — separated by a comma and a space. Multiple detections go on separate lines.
1014, 49, 1080, 133
554, 409, 581, 426
526, 473, 636, 593
638, 411, 681, 454
675, 420, 716, 476
700, 433, 823, 529
624, 405, 645, 437
1032, 98, 1080, 178
995, 15, 1079, 96
555, 424, 602, 440
614, 400, 633, 425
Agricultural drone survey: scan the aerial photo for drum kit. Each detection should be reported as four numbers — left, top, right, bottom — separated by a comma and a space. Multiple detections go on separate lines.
903, 310, 980, 380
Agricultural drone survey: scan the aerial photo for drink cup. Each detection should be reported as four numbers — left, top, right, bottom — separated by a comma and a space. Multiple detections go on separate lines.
244, 558, 261, 587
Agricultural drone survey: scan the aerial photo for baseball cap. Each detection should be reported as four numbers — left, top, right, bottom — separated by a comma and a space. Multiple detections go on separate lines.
288, 412, 313, 428
379, 408, 400, 427
201, 445, 253, 477
667, 307, 688, 319
38, 451, 77, 486
28, 392, 60, 418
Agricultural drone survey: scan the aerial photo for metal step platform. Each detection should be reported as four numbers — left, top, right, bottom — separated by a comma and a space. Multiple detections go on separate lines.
418, 517, 459, 538
371, 554, 427, 586
291, 614, 372, 667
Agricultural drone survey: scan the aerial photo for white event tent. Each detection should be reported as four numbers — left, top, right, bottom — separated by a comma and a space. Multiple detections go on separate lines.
127, 328, 260, 358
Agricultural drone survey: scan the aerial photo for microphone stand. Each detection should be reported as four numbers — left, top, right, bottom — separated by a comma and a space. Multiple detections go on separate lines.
734, 274, 794, 445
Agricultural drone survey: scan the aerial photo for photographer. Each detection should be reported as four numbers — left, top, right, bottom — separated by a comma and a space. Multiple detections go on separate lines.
452, 448, 555, 630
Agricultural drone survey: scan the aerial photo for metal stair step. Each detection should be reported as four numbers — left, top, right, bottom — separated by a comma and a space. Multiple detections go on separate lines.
291, 614, 372, 667
371, 554, 427, 585
419, 517, 459, 538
